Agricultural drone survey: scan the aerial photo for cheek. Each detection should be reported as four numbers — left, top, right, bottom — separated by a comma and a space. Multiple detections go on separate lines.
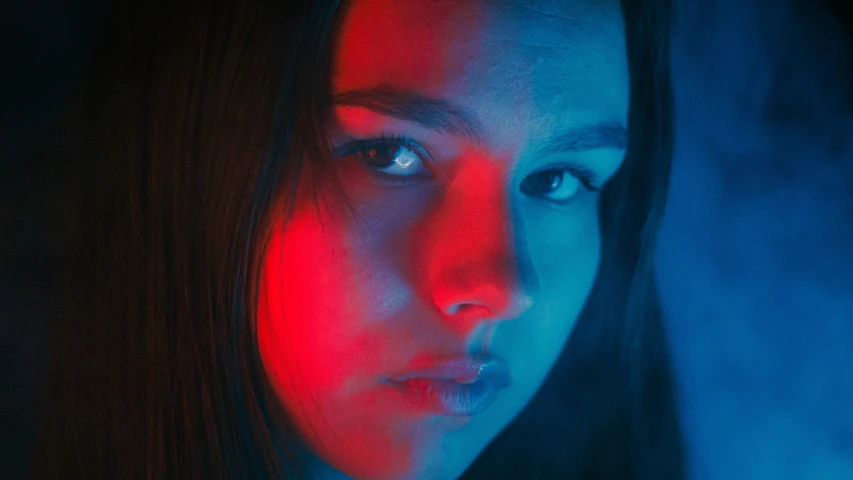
542, 209, 601, 329
256, 178, 411, 406
500, 202, 602, 375
523, 199, 602, 300
257, 188, 382, 410
258, 209, 349, 394
255, 190, 443, 479
256, 196, 408, 471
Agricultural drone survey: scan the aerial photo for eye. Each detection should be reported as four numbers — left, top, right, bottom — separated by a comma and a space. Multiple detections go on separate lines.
338, 135, 432, 181
520, 167, 596, 203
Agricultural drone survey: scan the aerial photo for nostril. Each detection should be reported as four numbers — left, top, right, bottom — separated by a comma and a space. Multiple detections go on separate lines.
446, 303, 491, 318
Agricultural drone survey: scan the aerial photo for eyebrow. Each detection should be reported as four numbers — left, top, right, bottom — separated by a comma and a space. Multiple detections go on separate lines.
331, 86, 628, 154
332, 86, 486, 142
537, 121, 628, 156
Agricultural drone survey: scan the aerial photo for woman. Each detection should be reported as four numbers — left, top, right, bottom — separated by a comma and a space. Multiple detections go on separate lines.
33, 0, 683, 479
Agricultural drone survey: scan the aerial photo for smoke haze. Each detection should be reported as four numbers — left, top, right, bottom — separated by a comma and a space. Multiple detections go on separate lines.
657, 1, 853, 478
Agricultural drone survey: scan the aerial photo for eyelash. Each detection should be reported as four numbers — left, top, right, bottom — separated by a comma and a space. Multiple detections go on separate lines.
334, 134, 600, 202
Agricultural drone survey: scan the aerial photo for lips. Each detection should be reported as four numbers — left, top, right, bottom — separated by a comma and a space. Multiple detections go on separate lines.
388, 356, 511, 385
383, 356, 512, 416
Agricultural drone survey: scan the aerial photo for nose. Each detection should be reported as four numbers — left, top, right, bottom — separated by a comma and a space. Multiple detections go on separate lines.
416, 155, 534, 334
435, 257, 534, 327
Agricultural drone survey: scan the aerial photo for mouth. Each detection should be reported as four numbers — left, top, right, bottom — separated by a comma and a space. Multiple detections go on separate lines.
382, 356, 512, 416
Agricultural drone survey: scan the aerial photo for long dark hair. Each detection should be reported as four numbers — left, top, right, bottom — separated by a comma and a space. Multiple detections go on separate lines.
32, 0, 683, 479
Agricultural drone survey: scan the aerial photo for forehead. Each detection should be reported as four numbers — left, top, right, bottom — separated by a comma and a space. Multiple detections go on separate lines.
331, 0, 629, 150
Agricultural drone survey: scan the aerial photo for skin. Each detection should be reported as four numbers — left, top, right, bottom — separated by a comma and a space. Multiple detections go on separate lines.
257, 1, 629, 478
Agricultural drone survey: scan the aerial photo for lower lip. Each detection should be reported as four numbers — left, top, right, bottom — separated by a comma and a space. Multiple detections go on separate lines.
384, 378, 506, 416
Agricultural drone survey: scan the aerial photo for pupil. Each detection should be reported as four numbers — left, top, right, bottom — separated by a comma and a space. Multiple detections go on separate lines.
361, 144, 400, 168
520, 169, 563, 197
546, 172, 562, 190
535, 170, 562, 192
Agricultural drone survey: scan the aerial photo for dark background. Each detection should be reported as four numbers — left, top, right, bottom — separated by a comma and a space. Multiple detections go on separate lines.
1, 1, 104, 477
2, 1, 850, 479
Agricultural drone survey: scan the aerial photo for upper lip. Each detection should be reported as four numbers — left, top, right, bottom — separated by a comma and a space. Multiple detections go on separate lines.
387, 355, 512, 386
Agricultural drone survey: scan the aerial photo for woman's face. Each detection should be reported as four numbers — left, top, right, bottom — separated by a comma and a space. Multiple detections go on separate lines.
258, 1, 628, 478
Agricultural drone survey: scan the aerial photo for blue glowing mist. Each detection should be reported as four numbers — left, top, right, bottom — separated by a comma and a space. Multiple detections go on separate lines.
656, 1, 853, 478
